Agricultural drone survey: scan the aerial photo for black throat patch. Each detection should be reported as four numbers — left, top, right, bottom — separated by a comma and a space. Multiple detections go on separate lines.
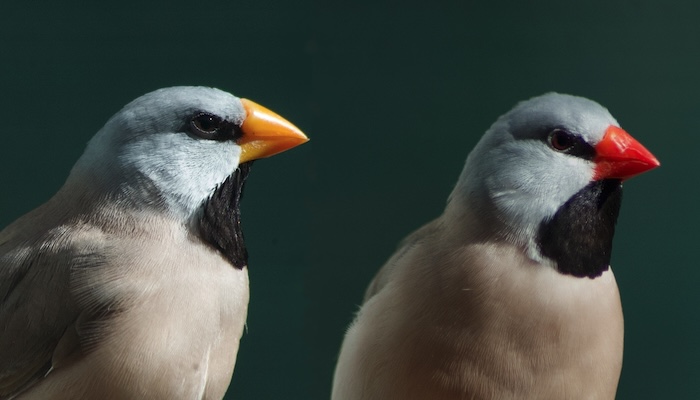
196, 161, 254, 269
537, 179, 623, 279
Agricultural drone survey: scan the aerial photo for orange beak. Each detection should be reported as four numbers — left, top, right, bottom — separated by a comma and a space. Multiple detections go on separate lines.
593, 125, 659, 180
238, 98, 309, 163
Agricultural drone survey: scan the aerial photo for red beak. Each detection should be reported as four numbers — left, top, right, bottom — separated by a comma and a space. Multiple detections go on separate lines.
593, 125, 660, 180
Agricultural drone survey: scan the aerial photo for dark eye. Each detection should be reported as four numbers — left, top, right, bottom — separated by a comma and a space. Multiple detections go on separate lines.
547, 129, 576, 152
191, 113, 223, 137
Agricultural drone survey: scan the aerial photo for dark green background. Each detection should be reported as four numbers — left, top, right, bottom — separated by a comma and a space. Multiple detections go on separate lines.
0, 1, 693, 398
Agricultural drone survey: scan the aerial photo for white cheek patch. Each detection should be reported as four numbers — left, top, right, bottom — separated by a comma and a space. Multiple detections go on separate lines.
120, 133, 240, 217
484, 141, 594, 247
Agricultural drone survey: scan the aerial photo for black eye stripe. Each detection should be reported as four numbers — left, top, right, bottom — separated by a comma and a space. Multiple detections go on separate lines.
543, 128, 596, 160
193, 113, 222, 133
188, 112, 242, 141
548, 129, 576, 151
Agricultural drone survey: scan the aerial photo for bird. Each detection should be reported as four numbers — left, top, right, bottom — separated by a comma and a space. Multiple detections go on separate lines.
0, 86, 308, 399
331, 93, 659, 400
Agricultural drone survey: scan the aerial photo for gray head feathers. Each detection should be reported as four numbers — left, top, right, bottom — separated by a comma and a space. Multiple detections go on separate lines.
69, 87, 246, 218
449, 93, 619, 258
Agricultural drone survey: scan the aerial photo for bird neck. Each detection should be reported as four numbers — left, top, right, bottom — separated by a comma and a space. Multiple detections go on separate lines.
536, 179, 623, 278
446, 179, 623, 279
445, 188, 538, 254
194, 162, 253, 270
61, 163, 186, 222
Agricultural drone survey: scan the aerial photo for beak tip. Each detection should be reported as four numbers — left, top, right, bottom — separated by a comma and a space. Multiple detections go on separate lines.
238, 98, 309, 162
594, 125, 660, 180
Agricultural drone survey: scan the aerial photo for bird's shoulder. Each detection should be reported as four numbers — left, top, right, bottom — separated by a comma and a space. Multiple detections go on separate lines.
0, 198, 175, 399
363, 217, 445, 303
0, 203, 115, 398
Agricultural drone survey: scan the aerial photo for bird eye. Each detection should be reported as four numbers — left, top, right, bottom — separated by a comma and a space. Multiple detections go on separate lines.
191, 113, 223, 136
547, 129, 576, 152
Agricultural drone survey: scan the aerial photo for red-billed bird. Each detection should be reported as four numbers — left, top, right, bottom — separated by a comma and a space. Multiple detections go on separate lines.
332, 93, 658, 400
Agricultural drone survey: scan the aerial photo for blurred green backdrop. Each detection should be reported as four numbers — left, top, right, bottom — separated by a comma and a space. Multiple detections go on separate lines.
0, 1, 693, 398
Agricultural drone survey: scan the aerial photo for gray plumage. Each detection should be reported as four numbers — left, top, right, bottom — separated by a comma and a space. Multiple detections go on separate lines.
0, 86, 307, 399
332, 93, 658, 400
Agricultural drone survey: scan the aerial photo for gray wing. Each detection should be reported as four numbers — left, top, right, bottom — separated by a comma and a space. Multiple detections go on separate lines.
0, 218, 107, 399
363, 219, 441, 303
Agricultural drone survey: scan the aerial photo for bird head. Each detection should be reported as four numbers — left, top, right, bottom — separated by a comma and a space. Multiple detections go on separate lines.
70, 86, 308, 218
450, 93, 659, 276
